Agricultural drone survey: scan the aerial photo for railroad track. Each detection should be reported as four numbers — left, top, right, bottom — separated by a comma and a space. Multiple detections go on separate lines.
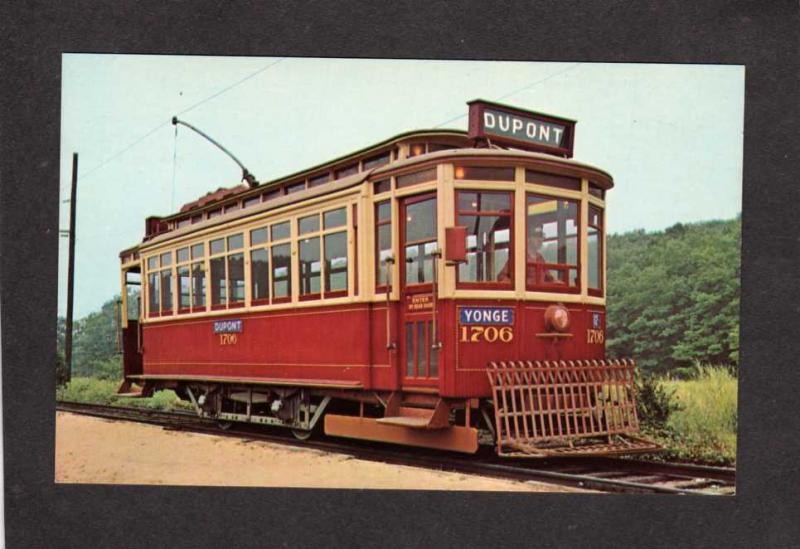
56, 401, 735, 495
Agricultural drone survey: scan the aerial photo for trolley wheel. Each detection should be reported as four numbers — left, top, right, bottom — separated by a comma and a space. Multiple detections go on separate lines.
217, 420, 233, 431
291, 428, 313, 441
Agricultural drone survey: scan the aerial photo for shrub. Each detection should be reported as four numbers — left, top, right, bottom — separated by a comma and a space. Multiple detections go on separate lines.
635, 373, 683, 432
56, 377, 192, 412
55, 351, 69, 388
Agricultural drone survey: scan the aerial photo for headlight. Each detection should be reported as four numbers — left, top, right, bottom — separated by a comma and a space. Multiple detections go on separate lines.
544, 304, 570, 333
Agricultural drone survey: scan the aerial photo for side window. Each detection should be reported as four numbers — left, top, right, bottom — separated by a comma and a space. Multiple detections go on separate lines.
146, 253, 174, 316
176, 247, 191, 312
147, 257, 160, 317
375, 201, 392, 289
227, 234, 244, 306
159, 252, 173, 314
298, 214, 322, 299
250, 227, 270, 305
323, 207, 348, 296
588, 205, 604, 295
271, 220, 292, 302
208, 234, 244, 309
455, 191, 513, 286
526, 194, 580, 292
296, 208, 350, 300
191, 243, 206, 311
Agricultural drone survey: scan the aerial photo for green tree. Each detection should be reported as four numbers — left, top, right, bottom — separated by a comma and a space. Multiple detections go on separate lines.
71, 296, 123, 379
606, 216, 741, 373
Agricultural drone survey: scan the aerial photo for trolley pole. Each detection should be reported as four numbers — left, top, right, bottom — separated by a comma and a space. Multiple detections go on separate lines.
64, 152, 78, 383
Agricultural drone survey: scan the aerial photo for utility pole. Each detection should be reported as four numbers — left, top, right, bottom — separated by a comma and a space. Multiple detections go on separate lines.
64, 152, 78, 383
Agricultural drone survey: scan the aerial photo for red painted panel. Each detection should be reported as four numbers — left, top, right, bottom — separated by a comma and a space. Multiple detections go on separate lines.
440, 298, 606, 398
142, 304, 373, 386
134, 298, 607, 401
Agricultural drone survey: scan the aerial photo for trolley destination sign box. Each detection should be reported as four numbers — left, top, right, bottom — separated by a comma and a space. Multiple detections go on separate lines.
467, 99, 576, 158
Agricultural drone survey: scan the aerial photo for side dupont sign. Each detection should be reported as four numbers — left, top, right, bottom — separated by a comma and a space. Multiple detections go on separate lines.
467, 99, 576, 158
213, 319, 243, 333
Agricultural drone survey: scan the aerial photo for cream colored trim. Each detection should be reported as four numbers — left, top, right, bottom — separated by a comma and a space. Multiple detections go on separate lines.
440, 163, 456, 298
140, 186, 361, 254
397, 143, 409, 161
525, 291, 605, 306
580, 178, 589, 298
141, 198, 366, 323
371, 147, 614, 186
140, 294, 359, 324
454, 289, 517, 300
588, 194, 606, 208
603, 206, 608, 294
244, 229, 252, 306
435, 164, 447, 298
514, 166, 526, 298
390, 188, 400, 300
453, 181, 517, 191
393, 182, 437, 198
120, 269, 128, 329
203, 240, 211, 312
358, 185, 376, 296
346, 204, 354, 296
290, 214, 299, 302
524, 182, 583, 200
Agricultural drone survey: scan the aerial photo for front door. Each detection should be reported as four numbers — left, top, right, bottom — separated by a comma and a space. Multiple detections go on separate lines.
399, 193, 439, 389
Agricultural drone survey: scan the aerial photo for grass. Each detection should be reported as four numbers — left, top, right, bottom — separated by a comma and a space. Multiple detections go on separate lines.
56, 377, 192, 411
644, 366, 738, 466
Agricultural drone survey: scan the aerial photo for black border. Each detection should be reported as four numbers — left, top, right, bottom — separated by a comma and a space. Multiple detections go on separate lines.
2, 1, 800, 547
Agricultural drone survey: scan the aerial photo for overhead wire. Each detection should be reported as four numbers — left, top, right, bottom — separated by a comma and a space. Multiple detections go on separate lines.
75, 57, 285, 181
432, 62, 582, 129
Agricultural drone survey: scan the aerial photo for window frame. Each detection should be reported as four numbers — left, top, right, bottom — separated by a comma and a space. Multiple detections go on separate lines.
525, 192, 582, 294
208, 232, 246, 310
248, 226, 271, 306
175, 246, 192, 314
295, 206, 351, 301
374, 200, 392, 292
400, 192, 438, 290
587, 203, 604, 297
270, 221, 293, 304
454, 190, 515, 290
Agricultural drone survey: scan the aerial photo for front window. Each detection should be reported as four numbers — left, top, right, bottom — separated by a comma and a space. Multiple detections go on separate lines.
526, 194, 579, 292
456, 191, 513, 286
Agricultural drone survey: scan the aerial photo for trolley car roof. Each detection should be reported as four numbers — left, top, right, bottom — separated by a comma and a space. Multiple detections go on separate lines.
125, 129, 614, 254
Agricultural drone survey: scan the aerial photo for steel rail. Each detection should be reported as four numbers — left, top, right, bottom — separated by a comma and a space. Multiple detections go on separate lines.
56, 401, 734, 495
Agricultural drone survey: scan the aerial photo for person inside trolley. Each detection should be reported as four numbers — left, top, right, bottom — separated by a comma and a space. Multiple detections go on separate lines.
498, 225, 555, 285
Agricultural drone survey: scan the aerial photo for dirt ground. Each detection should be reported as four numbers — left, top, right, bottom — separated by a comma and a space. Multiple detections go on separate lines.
55, 412, 588, 492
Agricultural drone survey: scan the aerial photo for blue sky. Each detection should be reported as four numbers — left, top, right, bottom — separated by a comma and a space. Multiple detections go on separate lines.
59, 55, 744, 317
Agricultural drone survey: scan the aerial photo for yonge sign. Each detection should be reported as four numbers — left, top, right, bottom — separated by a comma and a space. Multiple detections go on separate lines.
467, 99, 576, 158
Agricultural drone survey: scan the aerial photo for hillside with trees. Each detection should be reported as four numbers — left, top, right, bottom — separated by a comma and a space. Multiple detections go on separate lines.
606, 216, 741, 374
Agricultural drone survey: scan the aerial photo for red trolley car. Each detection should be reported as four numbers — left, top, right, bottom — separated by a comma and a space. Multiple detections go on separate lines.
117, 100, 657, 456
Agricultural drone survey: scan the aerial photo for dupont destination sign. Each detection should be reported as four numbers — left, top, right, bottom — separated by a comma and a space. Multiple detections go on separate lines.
467, 99, 576, 158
